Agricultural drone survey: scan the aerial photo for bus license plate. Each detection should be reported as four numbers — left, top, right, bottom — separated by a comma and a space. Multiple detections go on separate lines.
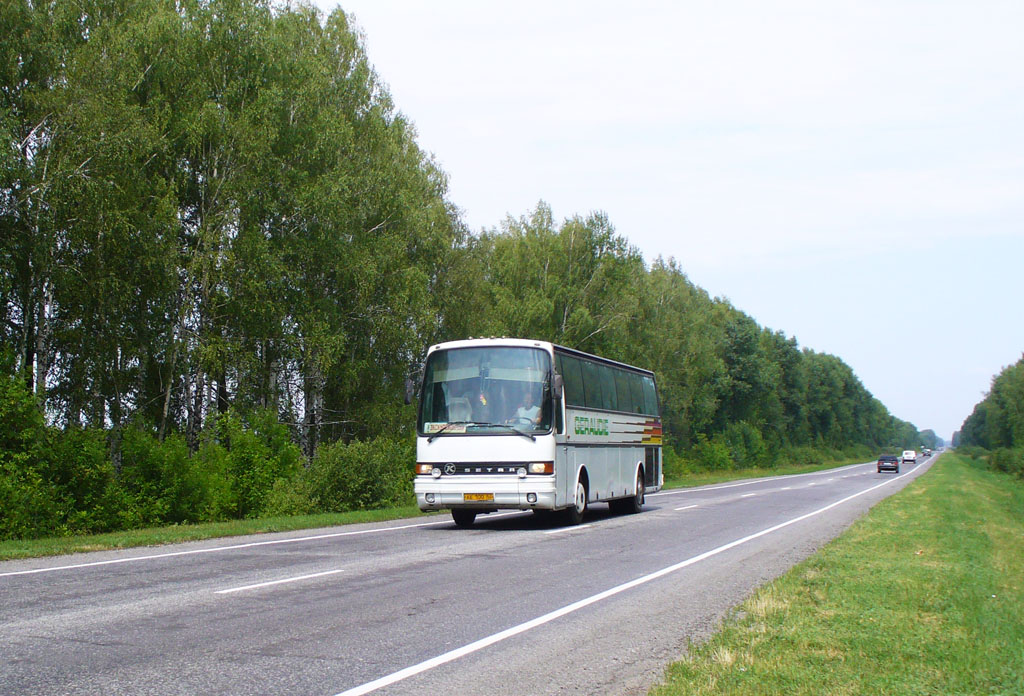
464, 493, 494, 502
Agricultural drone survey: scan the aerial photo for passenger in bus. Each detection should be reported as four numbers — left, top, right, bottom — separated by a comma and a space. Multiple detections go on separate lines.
446, 382, 473, 422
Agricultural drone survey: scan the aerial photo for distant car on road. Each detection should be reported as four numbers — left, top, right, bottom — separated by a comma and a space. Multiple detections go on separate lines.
901, 450, 917, 466
877, 454, 900, 473
922, 448, 932, 457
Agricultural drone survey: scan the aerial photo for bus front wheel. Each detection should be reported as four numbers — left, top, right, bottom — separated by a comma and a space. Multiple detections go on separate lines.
565, 479, 588, 525
451, 509, 476, 528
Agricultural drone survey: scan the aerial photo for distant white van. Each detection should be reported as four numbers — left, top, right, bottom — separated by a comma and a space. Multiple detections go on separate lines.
901, 450, 917, 465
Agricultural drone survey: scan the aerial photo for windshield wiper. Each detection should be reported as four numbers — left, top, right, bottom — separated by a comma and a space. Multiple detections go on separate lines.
473, 422, 537, 442
426, 421, 536, 443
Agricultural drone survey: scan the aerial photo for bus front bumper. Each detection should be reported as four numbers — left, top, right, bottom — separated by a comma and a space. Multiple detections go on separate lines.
414, 476, 558, 512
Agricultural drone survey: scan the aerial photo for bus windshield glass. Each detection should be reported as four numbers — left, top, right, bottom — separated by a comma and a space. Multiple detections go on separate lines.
419, 346, 553, 435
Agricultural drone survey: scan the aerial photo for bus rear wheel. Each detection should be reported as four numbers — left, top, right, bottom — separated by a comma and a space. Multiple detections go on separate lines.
451, 509, 476, 528
610, 471, 644, 515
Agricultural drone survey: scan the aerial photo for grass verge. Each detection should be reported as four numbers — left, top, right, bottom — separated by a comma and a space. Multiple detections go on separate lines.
650, 453, 1024, 695
0, 456, 866, 562
0, 506, 431, 562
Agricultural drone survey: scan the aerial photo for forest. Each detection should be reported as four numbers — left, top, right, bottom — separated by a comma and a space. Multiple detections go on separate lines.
956, 355, 1024, 478
1, 0, 928, 540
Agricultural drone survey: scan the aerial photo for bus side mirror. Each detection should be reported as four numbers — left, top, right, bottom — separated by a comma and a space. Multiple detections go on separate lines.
404, 378, 416, 405
552, 373, 564, 400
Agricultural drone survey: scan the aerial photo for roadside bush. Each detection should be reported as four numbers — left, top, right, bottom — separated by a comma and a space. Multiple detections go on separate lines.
691, 434, 733, 470
262, 476, 320, 517
773, 445, 823, 468
45, 426, 119, 534
117, 429, 195, 525
721, 421, 769, 468
957, 445, 989, 460
210, 409, 304, 518
0, 452, 61, 541
192, 439, 236, 522
662, 446, 692, 481
306, 436, 414, 512
0, 366, 56, 540
990, 448, 1024, 479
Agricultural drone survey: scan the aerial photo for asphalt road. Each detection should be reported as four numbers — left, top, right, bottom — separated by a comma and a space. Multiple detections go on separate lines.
0, 454, 935, 696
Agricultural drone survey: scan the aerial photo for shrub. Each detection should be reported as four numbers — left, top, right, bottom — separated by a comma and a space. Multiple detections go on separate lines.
305, 436, 414, 512
45, 426, 119, 534
209, 409, 304, 518
662, 446, 692, 481
774, 445, 824, 468
721, 421, 769, 468
691, 434, 733, 471
990, 448, 1024, 479
117, 428, 192, 525
0, 365, 58, 540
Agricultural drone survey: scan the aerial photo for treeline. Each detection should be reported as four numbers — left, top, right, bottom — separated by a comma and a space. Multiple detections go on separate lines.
956, 354, 1024, 478
1, 0, 925, 540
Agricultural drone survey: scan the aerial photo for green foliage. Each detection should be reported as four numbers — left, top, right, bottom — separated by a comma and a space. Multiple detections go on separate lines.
989, 448, 1024, 479
960, 354, 1024, 451
214, 410, 304, 518
305, 436, 414, 512
1, 361, 117, 538
721, 421, 770, 469
692, 434, 734, 471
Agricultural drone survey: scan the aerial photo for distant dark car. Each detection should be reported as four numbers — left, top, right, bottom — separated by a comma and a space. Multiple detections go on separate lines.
877, 454, 900, 473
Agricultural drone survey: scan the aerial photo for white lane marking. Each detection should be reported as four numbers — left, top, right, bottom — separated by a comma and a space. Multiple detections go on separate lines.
674, 505, 699, 511
216, 569, 345, 595
543, 524, 593, 535
0, 520, 450, 579
741, 493, 757, 498
332, 468, 916, 696
781, 487, 792, 490
647, 462, 873, 499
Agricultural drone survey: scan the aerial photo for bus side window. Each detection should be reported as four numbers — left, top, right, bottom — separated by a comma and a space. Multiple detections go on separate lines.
559, 354, 585, 408
598, 363, 617, 411
641, 375, 659, 416
582, 359, 603, 409
613, 369, 633, 413
629, 373, 645, 414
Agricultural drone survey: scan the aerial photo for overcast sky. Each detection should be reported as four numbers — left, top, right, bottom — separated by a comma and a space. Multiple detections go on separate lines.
314, 0, 1024, 441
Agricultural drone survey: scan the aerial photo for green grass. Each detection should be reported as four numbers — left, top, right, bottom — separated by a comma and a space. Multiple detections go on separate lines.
650, 453, 1024, 696
0, 506, 432, 562
0, 456, 866, 562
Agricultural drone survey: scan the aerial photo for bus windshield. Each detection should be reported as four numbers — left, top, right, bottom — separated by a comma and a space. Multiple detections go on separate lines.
419, 346, 553, 435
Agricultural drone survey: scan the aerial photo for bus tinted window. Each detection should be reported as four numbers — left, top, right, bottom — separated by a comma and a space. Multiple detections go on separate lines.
558, 354, 585, 408
598, 364, 617, 411
614, 370, 634, 413
629, 373, 646, 414
641, 375, 659, 416
581, 360, 604, 409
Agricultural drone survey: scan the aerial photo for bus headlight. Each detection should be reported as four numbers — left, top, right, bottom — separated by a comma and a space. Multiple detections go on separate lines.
528, 461, 554, 474
432, 467, 442, 479
415, 463, 433, 475
517, 467, 528, 478
425, 493, 436, 504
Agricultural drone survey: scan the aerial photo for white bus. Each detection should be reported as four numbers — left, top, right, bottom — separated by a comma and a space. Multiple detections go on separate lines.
413, 338, 663, 527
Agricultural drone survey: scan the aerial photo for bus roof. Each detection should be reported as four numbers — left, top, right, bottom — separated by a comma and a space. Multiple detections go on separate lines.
426, 338, 656, 378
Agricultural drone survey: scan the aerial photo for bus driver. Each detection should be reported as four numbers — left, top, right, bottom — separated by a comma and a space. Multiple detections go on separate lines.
509, 387, 541, 426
